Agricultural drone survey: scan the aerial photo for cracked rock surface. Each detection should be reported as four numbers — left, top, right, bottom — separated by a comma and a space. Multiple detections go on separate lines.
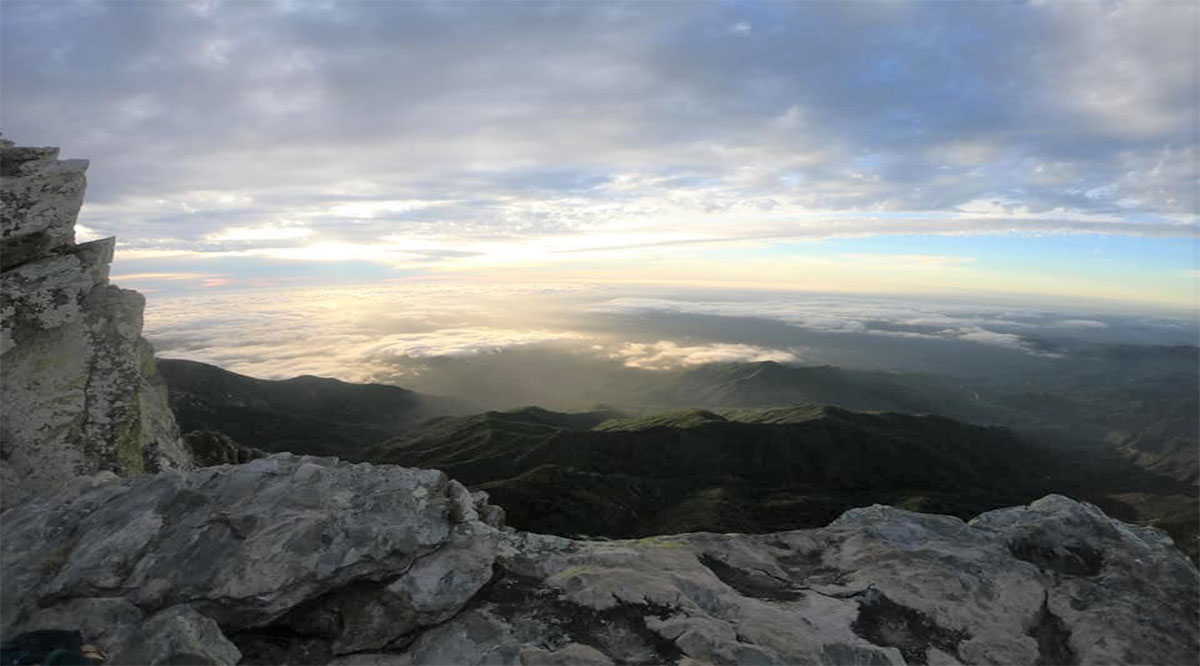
2, 455, 1194, 665
0, 139, 191, 505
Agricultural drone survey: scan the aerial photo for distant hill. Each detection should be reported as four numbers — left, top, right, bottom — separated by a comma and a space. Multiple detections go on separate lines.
160, 356, 1196, 486
367, 404, 1189, 544
639, 361, 1010, 422
643, 360, 1198, 489
158, 358, 468, 456
158, 357, 1197, 557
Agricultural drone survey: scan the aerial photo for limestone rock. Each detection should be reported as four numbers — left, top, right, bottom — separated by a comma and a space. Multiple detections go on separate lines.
109, 605, 242, 666
1, 454, 503, 662
408, 495, 1196, 666
0, 139, 87, 271
969, 495, 1200, 665
0, 451, 1193, 666
0, 140, 191, 503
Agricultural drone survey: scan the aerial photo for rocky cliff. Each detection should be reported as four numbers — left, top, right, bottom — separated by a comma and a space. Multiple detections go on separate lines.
1, 454, 1195, 665
0, 139, 191, 505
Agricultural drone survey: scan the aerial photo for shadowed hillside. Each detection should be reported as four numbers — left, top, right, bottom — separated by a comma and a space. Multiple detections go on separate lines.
158, 358, 1198, 557
366, 404, 1193, 549
642, 361, 1003, 420
159, 358, 468, 456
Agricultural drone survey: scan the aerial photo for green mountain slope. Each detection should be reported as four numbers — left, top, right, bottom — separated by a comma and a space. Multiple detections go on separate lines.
158, 357, 1197, 556
158, 358, 467, 456
369, 404, 1186, 544
644, 361, 997, 418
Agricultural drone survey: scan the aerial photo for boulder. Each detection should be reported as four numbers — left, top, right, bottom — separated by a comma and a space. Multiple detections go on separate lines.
1, 454, 501, 662
109, 605, 242, 666
0, 453, 1194, 665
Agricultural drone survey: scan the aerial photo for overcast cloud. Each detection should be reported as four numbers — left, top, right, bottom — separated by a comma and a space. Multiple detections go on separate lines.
3, 0, 1197, 274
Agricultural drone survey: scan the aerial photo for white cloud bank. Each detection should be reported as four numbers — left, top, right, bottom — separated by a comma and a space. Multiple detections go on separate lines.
363, 329, 583, 361
584, 295, 1116, 355
140, 282, 1194, 384
613, 341, 799, 371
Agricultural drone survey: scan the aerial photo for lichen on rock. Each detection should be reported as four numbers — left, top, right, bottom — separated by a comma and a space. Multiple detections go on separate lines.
0, 141, 87, 271
0, 139, 192, 505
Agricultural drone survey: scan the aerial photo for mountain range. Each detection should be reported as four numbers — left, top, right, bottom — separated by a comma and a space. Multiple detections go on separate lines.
160, 357, 1197, 558
158, 358, 466, 457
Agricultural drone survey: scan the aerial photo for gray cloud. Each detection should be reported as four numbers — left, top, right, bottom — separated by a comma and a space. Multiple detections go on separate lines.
2, 0, 1195, 257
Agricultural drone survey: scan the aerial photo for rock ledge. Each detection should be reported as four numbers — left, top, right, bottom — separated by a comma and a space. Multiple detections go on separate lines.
2, 454, 1195, 665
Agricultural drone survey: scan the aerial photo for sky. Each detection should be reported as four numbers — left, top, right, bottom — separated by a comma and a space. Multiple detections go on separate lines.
2, 0, 1197, 312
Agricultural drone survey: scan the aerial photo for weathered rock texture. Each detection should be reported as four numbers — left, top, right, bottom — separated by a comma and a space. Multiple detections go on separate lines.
2, 454, 1195, 665
0, 139, 191, 505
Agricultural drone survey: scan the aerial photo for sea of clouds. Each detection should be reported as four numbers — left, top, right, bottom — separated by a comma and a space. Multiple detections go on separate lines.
144, 282, 1196, 388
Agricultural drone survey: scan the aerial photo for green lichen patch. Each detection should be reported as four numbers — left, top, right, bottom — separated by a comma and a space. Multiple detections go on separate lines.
116, 399, 145, 475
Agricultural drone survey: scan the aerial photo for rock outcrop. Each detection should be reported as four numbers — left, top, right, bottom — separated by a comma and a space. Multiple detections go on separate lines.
2, 454, 1195, 665
0, 139, 191, 505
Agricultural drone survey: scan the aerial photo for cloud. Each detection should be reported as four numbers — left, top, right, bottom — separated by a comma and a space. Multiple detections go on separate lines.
75, 223, 104, 243
206, 223, 312, 242
948, 326, 1031, 352
142, 281, 601, 381
613, 341, 798, 370
836, 254, 976, 269
0, 0, 1194, 279
112, 272, 218, 281
586, 297, 872, 333
111, 271, 242, 291
728, 21, 752, 36
1050, 319, 1109, 329
363, 328, 584, 361
584, 295, 1099, 355
141, 280, 1195, 389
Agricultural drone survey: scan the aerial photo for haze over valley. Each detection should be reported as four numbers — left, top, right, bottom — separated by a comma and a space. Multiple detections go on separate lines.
143, 282, 1197, 407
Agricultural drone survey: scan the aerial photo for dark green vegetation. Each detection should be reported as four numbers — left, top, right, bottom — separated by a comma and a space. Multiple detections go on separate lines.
635, 355, 1199, 497
637, 361, 1003, 420
181, 430, 266, 467
982, 347, 1199, 487
159, 358, 466, 457
362, 405, 1191, 549
160, 354, 1198, 558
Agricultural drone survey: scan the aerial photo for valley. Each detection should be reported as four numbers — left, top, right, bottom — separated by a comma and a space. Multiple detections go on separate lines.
160, 356, 1199, 559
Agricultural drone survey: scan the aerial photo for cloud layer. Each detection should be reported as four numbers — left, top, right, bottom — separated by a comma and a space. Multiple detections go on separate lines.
584, 294, 1188, 356
613, 341, 800, 371
143, 282, 1196, 392
3, 0, 1196, 284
